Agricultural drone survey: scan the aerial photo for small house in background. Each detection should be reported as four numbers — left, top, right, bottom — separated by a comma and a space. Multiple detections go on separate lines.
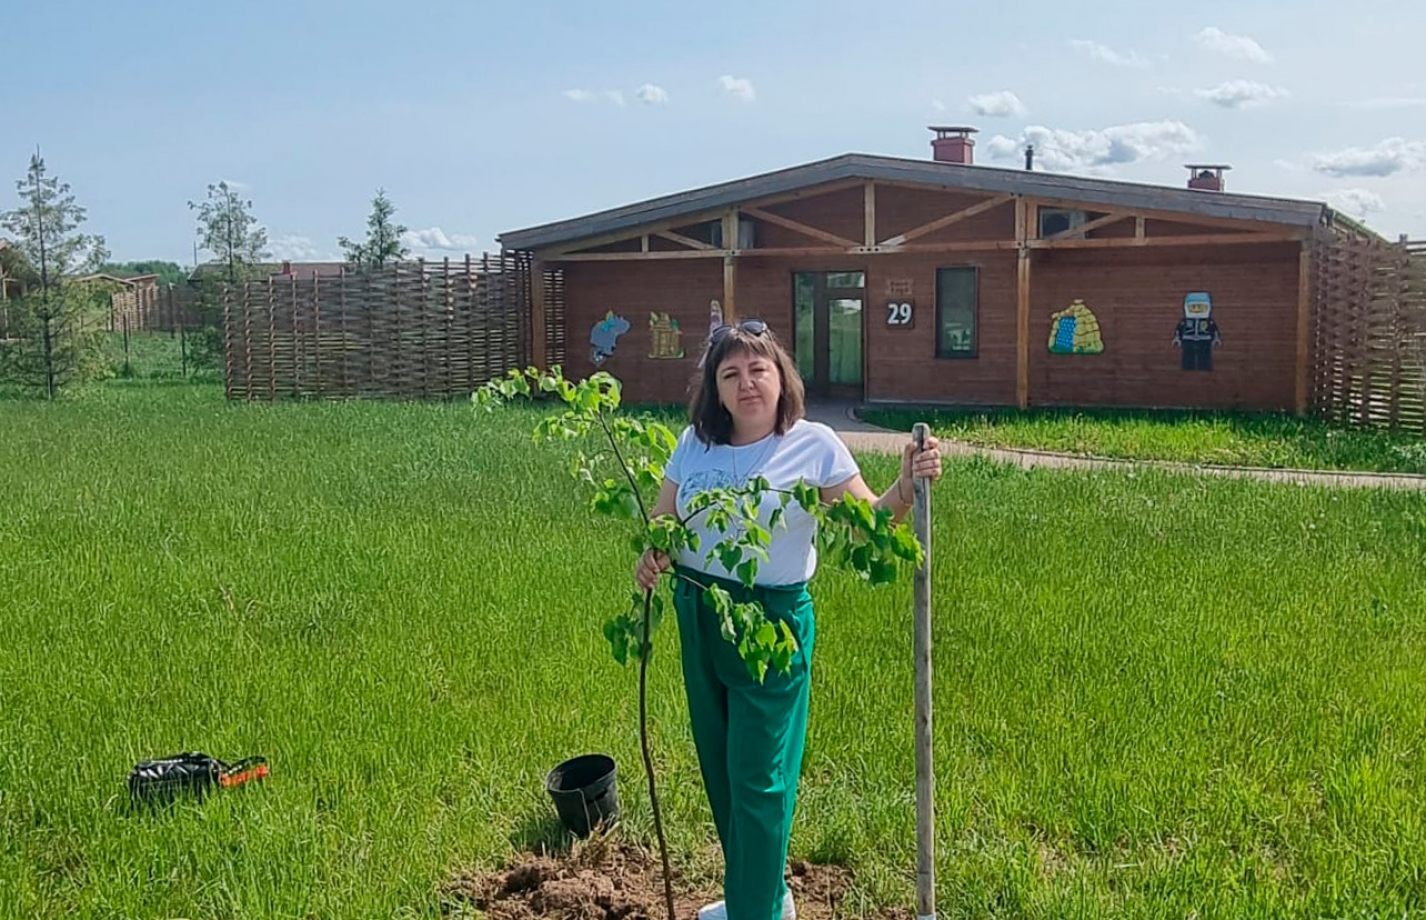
0, 238, 24, 301
497, 127, 1379, 415
269, 260, 350, 281
188, 260, 351, 283
72, 272, 163, 330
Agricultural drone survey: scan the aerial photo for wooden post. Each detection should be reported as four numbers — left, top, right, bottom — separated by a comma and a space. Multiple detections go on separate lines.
722, 211, 738, 321
911, 422, 935, 920
1294, 240, 1313, 417
864, 181, 877, 249
531, 257, 548, 371
1016, 198, 1032, 410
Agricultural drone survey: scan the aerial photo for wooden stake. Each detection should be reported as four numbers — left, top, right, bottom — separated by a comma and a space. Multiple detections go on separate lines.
912, 422, 935, 920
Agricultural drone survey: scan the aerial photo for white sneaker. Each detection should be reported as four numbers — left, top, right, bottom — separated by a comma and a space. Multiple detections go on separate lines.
697, 891, 795, 920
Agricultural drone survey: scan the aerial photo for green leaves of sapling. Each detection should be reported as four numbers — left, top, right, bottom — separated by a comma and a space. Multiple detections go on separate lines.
474, 364, 928, 685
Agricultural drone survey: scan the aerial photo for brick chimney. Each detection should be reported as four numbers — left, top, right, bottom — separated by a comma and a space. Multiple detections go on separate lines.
1186, 164, 1230, 192
930, 126, 978, 165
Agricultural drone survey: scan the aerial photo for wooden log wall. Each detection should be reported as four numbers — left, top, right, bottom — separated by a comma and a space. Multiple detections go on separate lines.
111, 284, 206, 333
1311, 234, 1425, 433
222, 255, 561, 401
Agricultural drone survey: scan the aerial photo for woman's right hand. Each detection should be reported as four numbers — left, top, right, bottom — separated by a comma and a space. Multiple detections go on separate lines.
635, 549, 671, 592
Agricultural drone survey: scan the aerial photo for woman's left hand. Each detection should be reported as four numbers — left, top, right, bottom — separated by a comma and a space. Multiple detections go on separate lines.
901, 434, 943, 488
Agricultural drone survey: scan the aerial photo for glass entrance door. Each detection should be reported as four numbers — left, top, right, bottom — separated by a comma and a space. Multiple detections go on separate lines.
793, 271, 864, 399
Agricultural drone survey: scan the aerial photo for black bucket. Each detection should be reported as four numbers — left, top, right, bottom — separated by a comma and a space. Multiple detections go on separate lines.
545, 753, 619, 838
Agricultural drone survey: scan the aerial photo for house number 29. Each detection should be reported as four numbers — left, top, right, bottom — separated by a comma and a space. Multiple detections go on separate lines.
886, 300, 914, 326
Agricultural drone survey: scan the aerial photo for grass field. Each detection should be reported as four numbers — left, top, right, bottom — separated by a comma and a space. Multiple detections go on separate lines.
102, 327, 211, 382
3, 381, 1426, 919
861, 406, 1426, 476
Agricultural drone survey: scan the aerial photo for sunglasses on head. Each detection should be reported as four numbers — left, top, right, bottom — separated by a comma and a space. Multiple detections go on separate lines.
709, 319, 769, 343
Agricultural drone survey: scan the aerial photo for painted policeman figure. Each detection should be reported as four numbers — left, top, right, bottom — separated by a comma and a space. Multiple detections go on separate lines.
1174, 292, 1220, 371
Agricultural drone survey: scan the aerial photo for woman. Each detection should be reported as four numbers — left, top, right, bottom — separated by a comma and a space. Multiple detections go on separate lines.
635, 319, 942, 920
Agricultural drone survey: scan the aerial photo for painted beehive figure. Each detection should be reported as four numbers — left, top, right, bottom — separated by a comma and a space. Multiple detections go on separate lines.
1048, 300, 1105, 355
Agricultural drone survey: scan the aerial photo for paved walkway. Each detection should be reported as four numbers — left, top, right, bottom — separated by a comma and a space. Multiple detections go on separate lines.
802, 401, 1426, 491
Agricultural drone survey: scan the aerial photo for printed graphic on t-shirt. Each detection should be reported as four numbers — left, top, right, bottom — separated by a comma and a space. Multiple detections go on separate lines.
677, 468, 741, 510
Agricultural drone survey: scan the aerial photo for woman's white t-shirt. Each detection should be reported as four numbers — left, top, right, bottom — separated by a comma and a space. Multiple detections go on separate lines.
663, 419, 860, 587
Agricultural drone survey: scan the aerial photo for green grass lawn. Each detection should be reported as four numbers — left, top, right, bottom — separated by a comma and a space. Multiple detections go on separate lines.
3, 382, 1425, 919
102, 329, 218, 383
860, 406, 1426, 476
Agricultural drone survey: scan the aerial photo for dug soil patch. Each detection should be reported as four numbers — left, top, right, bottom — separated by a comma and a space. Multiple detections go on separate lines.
444, 835, 909, 920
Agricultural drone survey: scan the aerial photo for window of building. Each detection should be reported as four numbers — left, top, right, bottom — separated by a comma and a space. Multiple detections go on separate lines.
936, 267, 978, 358
1039, 208, 1088, 239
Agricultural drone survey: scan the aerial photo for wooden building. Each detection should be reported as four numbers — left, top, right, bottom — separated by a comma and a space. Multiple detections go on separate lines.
498, 128, 1359, 414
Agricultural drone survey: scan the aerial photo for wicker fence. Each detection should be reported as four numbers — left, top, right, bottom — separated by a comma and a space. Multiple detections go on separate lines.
1312, 233, 1426, 433
222, 255, 563, 401
111, 283, 205, 334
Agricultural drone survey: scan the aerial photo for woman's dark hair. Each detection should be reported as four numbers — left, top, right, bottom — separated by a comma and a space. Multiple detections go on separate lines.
688, 321, 805, 445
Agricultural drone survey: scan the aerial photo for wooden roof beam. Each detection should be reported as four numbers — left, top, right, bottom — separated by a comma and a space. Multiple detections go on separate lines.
1030, 195, 1311, 237
653, 229, 717, 251
536, 178, 866, 259
1029, 232, 1301, 251
880, 194, 1012, 248
742, 206, 861, 250
552, 249, 729, 262
1044, 211, 1131, 241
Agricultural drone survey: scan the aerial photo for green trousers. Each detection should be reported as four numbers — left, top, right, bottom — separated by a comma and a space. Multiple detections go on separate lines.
673, 566, 816, 920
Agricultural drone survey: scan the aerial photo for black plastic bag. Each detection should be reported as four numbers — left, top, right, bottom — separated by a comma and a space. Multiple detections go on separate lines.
128, 752, 266, 806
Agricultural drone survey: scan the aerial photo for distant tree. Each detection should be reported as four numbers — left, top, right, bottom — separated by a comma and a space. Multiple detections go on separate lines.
0, 151, 109, 397
99, 260, 185, 286
188, 181, 268, 283
185, 182, 269, 370
339, 189, 409, 270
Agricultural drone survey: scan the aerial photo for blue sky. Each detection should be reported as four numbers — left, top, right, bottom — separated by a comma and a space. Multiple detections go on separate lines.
5, 0, 1423, 264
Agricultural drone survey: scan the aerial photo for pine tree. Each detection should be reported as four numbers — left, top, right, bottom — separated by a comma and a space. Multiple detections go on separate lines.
339, 189, 409, 270
188, 181, 268, 283
0, 151, 109, 398
185, 181, 269, 370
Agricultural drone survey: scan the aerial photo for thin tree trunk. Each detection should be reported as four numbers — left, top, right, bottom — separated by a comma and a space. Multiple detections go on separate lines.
41, 311, 54, 399
640, 589, 676, 920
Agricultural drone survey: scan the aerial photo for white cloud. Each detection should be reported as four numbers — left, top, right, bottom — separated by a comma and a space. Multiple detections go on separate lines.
986, 121, 1202, 174
1069, 40, 1149, 68
986, 135, 1023, 160
1312, 138, 1426, 178
1195, 27, 1272, 64
268, 234, 324, 261
563, 88, 629, 106
400, 227, 480, 255
1321, 188, 1387, 218
967, 91, 1026, 118
931, 99, 947, 113
1194, 80, 1289, 109
637, 84, 669, 105
719, 75, 756, 101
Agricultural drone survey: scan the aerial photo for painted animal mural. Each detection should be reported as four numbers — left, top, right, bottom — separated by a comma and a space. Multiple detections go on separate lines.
590, 311, 631, 365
